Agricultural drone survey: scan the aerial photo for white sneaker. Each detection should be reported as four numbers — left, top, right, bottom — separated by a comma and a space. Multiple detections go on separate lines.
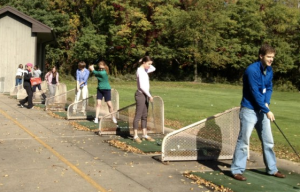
94, 118, 98, 124
112, 115, 117, 124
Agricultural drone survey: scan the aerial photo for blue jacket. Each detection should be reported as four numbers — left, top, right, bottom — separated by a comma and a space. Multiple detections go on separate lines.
76, 68, 90, 87
241, 61, 273, 113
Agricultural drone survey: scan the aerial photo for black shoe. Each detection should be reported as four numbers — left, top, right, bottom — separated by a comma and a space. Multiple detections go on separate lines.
42, 93, 47, 100
18, 102, 24, 108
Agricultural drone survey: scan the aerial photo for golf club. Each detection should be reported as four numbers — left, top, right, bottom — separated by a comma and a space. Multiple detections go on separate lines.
273, 120, 300, 160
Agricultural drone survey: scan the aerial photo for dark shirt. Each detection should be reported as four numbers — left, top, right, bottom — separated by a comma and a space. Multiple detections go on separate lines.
23, 70, 32, 87
51, 77, 57, 84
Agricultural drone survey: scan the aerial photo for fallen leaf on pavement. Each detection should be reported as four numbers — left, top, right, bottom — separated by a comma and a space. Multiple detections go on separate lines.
184, 172, 234, 192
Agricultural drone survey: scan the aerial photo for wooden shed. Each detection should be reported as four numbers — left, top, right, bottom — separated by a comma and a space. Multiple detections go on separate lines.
0, 6, 55, 93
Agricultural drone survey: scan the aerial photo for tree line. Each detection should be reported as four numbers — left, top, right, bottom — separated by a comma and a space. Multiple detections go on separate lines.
1, 0, 300, 89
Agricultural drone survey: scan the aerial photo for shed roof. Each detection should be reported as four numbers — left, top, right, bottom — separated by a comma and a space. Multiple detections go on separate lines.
0, 6, 53, 33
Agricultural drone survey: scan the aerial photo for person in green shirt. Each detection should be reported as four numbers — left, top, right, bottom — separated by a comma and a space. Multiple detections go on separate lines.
89, 61, 117, 124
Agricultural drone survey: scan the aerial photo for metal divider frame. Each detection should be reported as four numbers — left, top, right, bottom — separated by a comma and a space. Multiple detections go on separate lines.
16, 81, 48, 100
32, 81, 49, 103
98, 96, 164, 135
16, 87, 27, 100
66, 88, 119, 120
161, 107, 242, 162
45, 84, 74, 111
67, 95, 93, 120
10, 84, 23, 96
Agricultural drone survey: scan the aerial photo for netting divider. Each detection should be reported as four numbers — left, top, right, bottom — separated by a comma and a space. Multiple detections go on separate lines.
10, 84, 22, 96
98, 103, 136, 135
161, 107, 242, 162
161, 119, 207, 162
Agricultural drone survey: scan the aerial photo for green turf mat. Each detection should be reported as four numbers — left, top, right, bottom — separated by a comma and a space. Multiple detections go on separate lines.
116, 121, 130, 135
53, 111, 67, 118
69, 111, 95, 119
119, 138, 163, 153
10, 95, 17, 99
34, 104, 45, 108
191, 169, 300, 192
77, 121, 99, 130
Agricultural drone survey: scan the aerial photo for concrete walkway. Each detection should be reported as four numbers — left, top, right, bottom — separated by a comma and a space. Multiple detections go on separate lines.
0, 94, 299, 192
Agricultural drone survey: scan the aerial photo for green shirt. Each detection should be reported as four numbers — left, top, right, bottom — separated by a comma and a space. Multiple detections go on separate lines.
92, 70, 111, 90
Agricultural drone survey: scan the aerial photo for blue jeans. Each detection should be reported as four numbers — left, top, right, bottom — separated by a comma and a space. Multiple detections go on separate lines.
231, 107, 278, 175
15, 78, 22, 86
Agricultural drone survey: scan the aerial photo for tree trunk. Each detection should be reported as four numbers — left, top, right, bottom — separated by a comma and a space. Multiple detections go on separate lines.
194, 61, 198, 82
194, 40, 198, 82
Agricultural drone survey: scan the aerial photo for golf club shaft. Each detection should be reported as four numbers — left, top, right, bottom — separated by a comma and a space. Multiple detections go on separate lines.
273, 120, 300, 160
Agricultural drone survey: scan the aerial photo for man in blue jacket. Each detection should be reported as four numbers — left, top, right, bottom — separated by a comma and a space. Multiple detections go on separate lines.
231, 44, 286, 181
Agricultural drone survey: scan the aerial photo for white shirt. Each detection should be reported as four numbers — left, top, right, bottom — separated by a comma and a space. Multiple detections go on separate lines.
136, 65, 156, 98
33, 69, 42, 78
15, 68, 25, 76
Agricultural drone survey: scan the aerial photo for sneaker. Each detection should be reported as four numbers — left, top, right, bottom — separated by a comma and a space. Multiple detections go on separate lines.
112, 115, 117, 124
142, 135, 155, 142
18, 102, 24, 108
94, 118, 99, 124
133, 137, 142, 143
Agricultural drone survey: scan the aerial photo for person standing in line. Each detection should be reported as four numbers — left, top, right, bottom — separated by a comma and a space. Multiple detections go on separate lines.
132, 56, 156, 143
89, 61, 116, 124
231, 44, 286, 181
73, 61, 90, 114
45, 66, 59, 98
32, 65, 46, 101
15, 64, 24, 86
18, 63, 34, 109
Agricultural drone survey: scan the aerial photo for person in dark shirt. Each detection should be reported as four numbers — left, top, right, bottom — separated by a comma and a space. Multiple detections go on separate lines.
18, 63, 34, 109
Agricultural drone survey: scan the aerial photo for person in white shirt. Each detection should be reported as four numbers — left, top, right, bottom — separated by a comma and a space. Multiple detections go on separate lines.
133, 56, 156, 143
15, 64, 24, 86
32, 65, 46, 101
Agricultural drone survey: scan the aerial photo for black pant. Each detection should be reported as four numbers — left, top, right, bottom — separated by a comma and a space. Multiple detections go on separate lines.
133, 91, 149, 129
32, 84, 41, 92
20, 86, 33, 108
32, 84, 46, 100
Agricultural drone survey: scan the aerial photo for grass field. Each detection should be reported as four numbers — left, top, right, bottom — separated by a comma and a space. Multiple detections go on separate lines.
63, 78, 300, 161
